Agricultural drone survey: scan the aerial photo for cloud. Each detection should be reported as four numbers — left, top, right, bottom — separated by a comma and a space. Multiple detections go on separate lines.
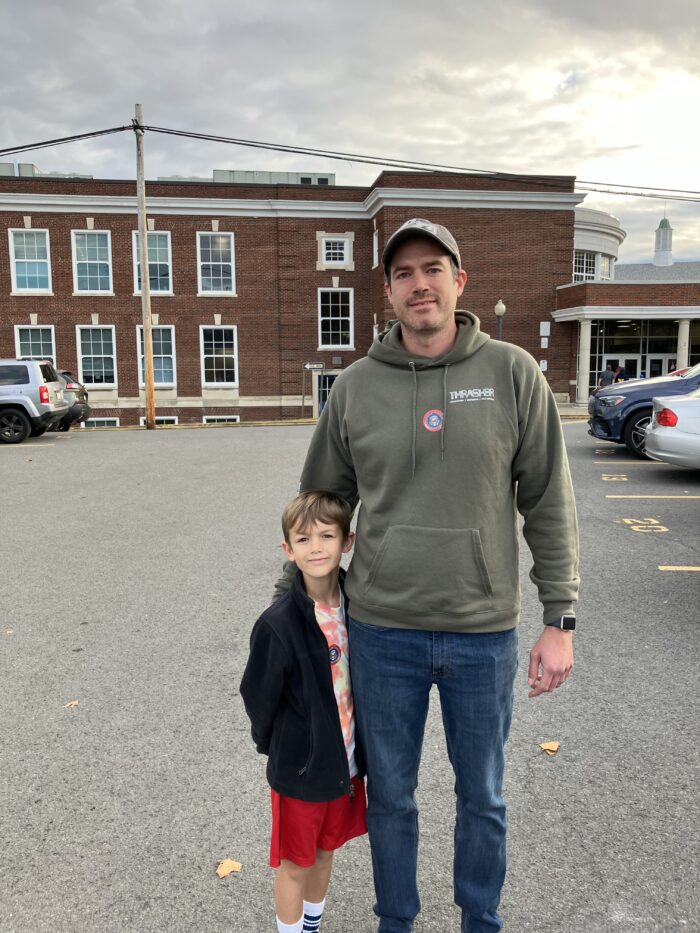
0, 0, 698, 259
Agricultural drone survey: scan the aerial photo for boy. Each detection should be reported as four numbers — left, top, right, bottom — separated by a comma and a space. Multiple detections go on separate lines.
240, 491, 366, 933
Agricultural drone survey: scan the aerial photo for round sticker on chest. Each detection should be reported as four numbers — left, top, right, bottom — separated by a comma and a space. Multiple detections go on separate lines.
422, 409, 444, 432
328, 645, 341, 664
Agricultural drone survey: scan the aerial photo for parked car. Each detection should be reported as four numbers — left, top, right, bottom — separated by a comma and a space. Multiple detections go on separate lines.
588, 362, 700, 458
47, 371, 91, 431
0, 359, 70, 444
645, 389, 700, 469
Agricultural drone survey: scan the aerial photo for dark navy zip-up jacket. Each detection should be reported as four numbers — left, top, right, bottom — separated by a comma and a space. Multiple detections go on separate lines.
240, 569, 364, 802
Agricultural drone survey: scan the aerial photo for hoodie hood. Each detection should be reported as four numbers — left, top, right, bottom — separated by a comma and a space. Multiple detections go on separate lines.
368, 311, 489, 369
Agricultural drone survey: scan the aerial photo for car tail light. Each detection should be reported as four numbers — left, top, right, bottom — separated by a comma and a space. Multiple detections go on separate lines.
39, 385, 49, 404
656, 408, 678, 427
65, 382, 79, 390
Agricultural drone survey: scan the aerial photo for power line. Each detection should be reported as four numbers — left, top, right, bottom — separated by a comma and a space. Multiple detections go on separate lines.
0, 126, 131, 159
144, 125, 700, 203
3, 122, 700, 204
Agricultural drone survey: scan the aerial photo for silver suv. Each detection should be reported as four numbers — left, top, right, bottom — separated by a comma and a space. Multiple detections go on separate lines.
0, 359, 70, 444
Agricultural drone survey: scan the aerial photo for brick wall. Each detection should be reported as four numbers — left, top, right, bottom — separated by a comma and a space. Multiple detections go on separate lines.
1, 170, 584, 420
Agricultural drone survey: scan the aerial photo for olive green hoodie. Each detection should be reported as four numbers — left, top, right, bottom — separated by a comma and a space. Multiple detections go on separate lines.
283, 312, 579, 633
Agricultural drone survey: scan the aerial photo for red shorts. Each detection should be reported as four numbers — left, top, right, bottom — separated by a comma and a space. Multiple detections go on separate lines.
269, 776, 367, 868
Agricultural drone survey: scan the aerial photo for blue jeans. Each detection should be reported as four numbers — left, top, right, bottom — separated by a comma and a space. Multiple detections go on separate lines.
349, 617, 518, 933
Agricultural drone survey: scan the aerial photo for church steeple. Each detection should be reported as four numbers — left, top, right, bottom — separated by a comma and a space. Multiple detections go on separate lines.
653, 216, 673, 266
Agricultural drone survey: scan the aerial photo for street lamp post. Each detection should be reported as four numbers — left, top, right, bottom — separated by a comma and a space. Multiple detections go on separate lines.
494, 299, 506, 341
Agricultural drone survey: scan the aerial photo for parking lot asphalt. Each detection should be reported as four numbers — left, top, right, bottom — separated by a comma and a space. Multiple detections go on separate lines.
1, 422, 698, 933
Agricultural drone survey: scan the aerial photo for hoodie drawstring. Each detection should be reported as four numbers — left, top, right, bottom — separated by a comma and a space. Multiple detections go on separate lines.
441, 364, 449, 461
410, 361, 449, 472
410, 361, 417, 479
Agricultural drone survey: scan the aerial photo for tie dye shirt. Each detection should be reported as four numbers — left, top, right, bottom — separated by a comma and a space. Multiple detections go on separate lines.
314, 594, 357, 777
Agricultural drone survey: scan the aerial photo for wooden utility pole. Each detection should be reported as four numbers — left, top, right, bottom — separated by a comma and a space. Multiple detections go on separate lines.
133, 104, 156, 429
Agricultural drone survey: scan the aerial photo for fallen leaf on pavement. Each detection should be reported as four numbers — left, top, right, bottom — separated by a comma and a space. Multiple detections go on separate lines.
64, 700, 80, 708
5, 630, 13, 635
539, 741, 561, 756
216, 859, 242, 878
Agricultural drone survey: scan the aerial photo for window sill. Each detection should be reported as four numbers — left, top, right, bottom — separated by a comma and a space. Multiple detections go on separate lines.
133, 292, 175, 298
73, 291, 115, 297
196, 291, 238, 298
11, 290, 54, 297
317, 346, 354, 352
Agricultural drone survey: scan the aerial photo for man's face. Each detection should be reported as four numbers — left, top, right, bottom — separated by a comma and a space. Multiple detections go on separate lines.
384, 238, 467, 339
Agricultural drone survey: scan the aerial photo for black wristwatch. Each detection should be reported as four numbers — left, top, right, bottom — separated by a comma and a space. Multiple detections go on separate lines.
545, 614, 576, 631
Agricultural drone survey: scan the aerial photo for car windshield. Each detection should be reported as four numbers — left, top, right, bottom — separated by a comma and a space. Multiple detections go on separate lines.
682, 362, 700, 378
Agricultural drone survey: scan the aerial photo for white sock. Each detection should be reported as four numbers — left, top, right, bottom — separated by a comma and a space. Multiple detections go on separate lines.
276, 916, 303, 933
303, 898, 326, 932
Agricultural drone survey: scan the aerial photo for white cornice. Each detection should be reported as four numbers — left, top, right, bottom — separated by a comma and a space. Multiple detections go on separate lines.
365, 187, 584, 215
0, 186, 584, 219
552, 305, 700, 322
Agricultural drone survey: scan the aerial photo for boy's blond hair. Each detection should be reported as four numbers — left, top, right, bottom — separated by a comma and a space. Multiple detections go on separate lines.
281, 490, 353, 543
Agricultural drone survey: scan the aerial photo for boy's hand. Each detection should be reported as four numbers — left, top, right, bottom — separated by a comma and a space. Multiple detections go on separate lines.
527, 627, 573, 698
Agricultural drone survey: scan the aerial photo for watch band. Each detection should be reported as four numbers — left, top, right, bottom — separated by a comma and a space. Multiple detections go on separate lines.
546, 614, 576, 631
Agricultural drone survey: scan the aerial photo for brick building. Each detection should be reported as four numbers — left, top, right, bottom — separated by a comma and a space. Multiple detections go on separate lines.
1, 165, 698, 423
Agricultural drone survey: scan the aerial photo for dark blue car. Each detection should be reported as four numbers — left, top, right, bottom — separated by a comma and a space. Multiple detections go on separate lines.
588, 362, 700, 457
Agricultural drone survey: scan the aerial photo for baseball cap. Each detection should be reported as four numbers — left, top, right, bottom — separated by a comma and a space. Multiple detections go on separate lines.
381, 217, 461, 278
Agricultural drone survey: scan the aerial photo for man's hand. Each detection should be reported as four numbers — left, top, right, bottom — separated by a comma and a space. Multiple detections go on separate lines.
527, 627, 574, 698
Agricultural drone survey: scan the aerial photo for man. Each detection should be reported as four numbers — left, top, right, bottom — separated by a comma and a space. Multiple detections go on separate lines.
275, 218, 579, 932
598, 364, 615, 388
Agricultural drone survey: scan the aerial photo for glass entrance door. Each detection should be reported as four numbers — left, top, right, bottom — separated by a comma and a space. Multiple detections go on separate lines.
604, 356, 642, 380
647, 355, 678, 378
315, 373, 338, 416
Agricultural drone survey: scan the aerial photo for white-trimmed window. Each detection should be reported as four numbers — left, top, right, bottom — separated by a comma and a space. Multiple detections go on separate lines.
139, 416, 178, 425
372, 229, 379, 269
573, 250, 596, 282
83, 417, 120, 428
132, 231, 172, 294
14, 325, 56, 363
200, 326, 238, 386
318, 288, 354, 349
9, 229, 52, 293
137, 325, 176, 387
599, 255, 613, 280
203, 415, 240, 424
77, 325, 117, 386
197, 232, 235, 294
72, 231, 113, 293
316, 231, 355, 271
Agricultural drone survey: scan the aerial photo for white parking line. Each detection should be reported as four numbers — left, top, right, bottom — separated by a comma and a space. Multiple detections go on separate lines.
606, 495, 700, 499
2, 443, 56, 448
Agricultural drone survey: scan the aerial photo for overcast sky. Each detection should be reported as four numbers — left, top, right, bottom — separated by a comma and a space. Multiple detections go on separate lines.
2, 0, 699, 261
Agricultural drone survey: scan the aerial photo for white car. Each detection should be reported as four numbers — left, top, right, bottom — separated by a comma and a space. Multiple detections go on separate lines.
645, 389, 700, 469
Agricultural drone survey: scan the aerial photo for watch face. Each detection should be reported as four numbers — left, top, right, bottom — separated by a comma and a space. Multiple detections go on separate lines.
561, 616, 576, 630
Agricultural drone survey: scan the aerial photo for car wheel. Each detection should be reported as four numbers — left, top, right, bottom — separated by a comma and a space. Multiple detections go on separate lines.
623, 409, 652, 459
57, 419, 71, 432
0, 410, 32, 444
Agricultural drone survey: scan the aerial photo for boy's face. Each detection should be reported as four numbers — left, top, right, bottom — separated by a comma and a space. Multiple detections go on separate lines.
282, 520, 354, 579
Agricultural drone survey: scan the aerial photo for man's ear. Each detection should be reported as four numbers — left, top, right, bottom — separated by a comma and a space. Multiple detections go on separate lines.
281, 540, 296, 562
383, 280, 393, 303
342, 531, 356, 554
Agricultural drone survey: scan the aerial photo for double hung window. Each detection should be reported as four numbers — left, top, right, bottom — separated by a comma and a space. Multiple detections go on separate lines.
9, 229, 52, 293
77, 326, 116, 386
200, 326, 238, 386
72, 231, 113, 293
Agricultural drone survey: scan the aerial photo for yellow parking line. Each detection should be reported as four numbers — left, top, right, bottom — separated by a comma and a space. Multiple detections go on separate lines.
606, 495, 700, 499
658, 566, 700, 572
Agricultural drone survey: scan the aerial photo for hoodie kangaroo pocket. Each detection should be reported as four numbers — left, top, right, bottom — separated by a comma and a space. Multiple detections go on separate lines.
364, 525, 494, 616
